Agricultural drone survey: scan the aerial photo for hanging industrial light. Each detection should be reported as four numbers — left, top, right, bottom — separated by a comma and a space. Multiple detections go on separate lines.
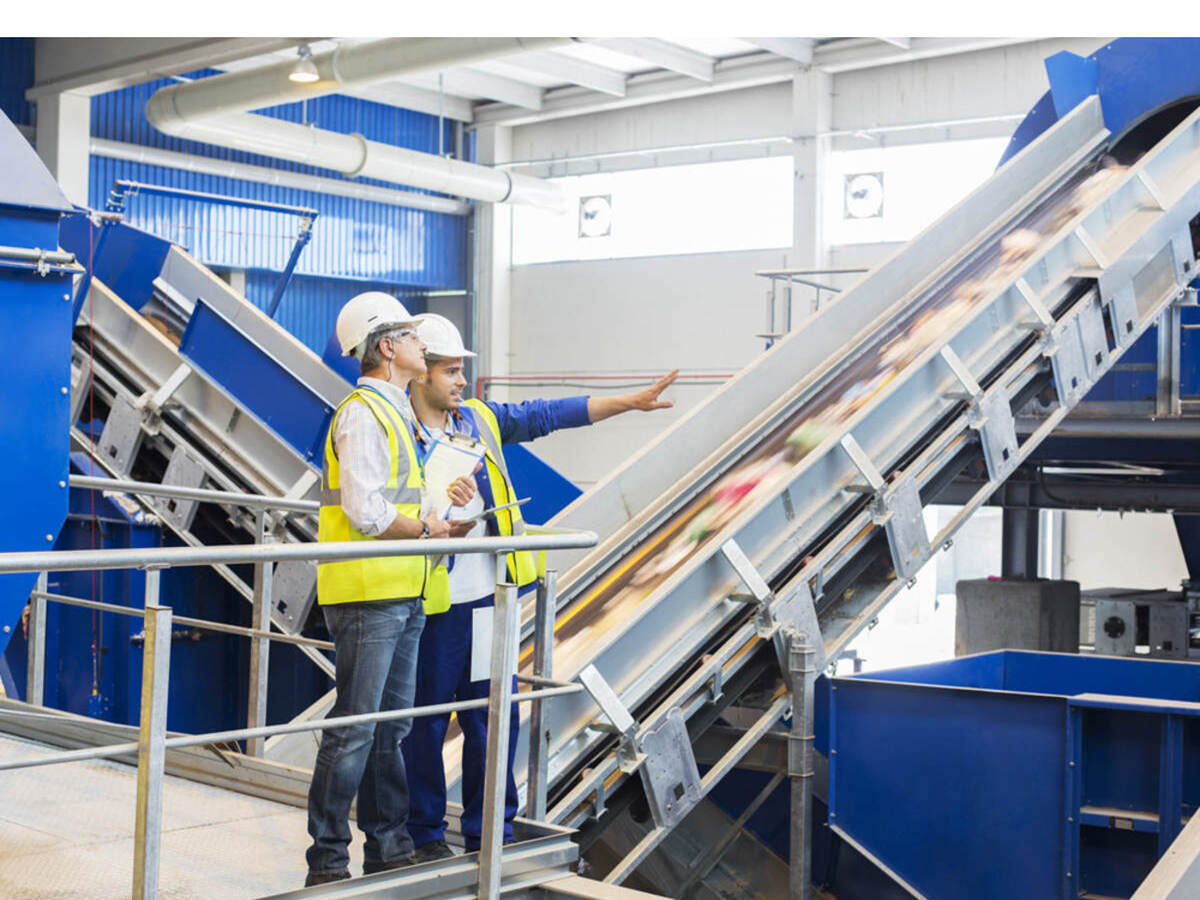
288, 44, 320, 83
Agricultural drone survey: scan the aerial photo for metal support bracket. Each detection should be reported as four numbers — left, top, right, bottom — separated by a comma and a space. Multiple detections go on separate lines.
284, 469, 320, 502
135, 363, 192, 436
969, 390, 1020, 484
839, 433, 885, 493
772, 580, 826, 681
97, 394, 146, 477
721, 537, 826, 676
272, 561, 317, 634
1015, 278, 1055, 330
1076, 293, 1111, 382
872, 475, 931, 582
577, 665, 644, 774
1136, 169, 1168, 210
638, 707, 703, 830
939, 345, 982, 401
158, 447, 206, 533
1074, 224, 1110, 270
1049, 314, 1090, 409
719, 538, 777, 637
1104, 281, 1140, 348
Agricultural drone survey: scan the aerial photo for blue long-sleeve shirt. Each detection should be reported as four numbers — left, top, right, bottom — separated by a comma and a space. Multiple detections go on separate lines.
481, 395, 592, 444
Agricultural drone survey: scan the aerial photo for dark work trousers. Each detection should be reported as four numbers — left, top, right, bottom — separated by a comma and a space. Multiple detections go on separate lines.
403, 593, 520, 851
306, 598, 425, 875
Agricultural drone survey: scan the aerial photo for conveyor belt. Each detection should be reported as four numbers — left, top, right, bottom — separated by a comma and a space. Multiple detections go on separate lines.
453, 96, 1200, 862
540, 168, 1103, 677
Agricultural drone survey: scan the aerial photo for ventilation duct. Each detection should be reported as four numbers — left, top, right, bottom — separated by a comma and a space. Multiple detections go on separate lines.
144, 37, 573, 211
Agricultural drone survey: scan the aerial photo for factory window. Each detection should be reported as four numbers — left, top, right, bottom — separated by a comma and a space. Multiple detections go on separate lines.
826, 137, 1011, 245
511, 155, 794, 265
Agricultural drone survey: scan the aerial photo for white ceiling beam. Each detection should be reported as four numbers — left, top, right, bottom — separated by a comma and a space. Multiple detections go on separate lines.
877, 37, 912, 49
426, 68, 544, 110
743, 38, 815, 65
595, 38, 715, 82
815, 37, 1038, 73
474, 37, 1047, 127
339, 81, 475, 123
29, 38, 301, 99
505, 50, 627, 97
475, 53, 795, 127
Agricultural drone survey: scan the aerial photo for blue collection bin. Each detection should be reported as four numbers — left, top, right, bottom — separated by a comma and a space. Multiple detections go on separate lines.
816, 651, 1200, 899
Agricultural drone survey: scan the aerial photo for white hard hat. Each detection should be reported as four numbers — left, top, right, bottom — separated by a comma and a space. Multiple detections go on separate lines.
335, 292, 423, 357
415, 313, 476, 359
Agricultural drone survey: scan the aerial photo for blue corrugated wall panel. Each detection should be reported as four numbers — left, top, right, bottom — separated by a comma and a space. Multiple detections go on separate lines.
242, 270, 427, 355
88, 71, 467, 289
0, 39, 35, 127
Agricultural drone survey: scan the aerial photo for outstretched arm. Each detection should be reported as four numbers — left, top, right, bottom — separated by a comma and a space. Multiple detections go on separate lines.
587, 370, 679, 423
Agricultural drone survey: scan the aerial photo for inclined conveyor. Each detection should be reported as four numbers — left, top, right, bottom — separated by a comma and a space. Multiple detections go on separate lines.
500, 90, 1200, 888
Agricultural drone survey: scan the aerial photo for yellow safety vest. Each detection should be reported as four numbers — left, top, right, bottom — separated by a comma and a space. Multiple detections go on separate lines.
423, 399, 541, 614
317, 388, 430, 606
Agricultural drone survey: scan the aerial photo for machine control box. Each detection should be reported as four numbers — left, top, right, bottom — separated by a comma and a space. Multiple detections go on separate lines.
1086, 587, 1195, 659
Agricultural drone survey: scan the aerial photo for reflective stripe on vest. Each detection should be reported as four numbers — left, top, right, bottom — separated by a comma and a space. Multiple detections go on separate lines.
317, 388, 428, 605
462, 398, 538, 587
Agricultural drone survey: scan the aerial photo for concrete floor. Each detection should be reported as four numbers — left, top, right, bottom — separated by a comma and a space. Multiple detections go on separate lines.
0, 732, 343, 898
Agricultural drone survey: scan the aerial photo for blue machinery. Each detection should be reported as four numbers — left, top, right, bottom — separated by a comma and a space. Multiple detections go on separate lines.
6, 35, 1200, 899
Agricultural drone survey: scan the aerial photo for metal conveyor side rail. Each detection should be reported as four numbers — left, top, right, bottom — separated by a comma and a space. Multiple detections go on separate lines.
535, 101, 1200, 869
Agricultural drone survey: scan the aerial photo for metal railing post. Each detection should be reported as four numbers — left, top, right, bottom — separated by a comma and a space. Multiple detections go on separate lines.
526, 570, 556, 820
479, 556, 519, 900
787, 628, 816, 900
246, 511, 273, 757
26, 572, 47, 706
133, 570, 171, 900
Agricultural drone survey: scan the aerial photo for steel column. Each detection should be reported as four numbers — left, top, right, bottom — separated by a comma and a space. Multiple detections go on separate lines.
788, 629, 815, 900
133, 573, 171, 900
527, 570, 556, 820
479, 567, 520, 899
25, 572, 47, 706
1001, 480, 1040, 579
1158, 303, 1183, 417
246, 511, 272, 757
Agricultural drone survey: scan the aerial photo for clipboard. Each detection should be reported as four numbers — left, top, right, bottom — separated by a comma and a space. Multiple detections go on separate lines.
421, 434, 485, 519
456, 497, 530, 525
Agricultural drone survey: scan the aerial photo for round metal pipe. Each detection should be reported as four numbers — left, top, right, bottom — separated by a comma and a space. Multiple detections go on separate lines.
91, 138, 471, 216
0, 245, 77, 264
146, 109, 566, 212
142, 37, 571, 211
70, 474, 320, 514
146, 38, 573, 127
1018, 416, 1200, 439
0, 531, 598, 574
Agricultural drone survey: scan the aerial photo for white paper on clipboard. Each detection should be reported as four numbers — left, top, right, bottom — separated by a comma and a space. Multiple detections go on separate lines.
421, 436, 485, 519
470, 604, 521, 682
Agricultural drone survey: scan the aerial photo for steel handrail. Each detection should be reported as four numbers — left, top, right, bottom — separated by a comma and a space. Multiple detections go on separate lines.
32, 590, 335, 650
0, 683, 584, 773
6, 527, 596, 900
69, 474, 320, 514
0, 529, 598, 574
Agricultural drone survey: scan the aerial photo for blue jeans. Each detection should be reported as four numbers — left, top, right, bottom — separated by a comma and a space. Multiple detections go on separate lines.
306, 599, 425, 874
403, 594, 520, 851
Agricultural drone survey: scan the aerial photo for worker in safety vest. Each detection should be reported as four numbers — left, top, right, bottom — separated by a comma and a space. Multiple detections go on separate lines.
402, 313, 678, 860
305, 293, 477, 886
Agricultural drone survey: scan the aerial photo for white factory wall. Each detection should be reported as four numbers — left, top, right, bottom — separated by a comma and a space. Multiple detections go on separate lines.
1062, 511, 1189, 592
504, 248, 790, 488
502, 40, 1108, 489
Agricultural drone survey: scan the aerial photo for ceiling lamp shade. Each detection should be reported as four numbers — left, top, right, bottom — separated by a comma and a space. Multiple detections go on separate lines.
288, 45, 320, 83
